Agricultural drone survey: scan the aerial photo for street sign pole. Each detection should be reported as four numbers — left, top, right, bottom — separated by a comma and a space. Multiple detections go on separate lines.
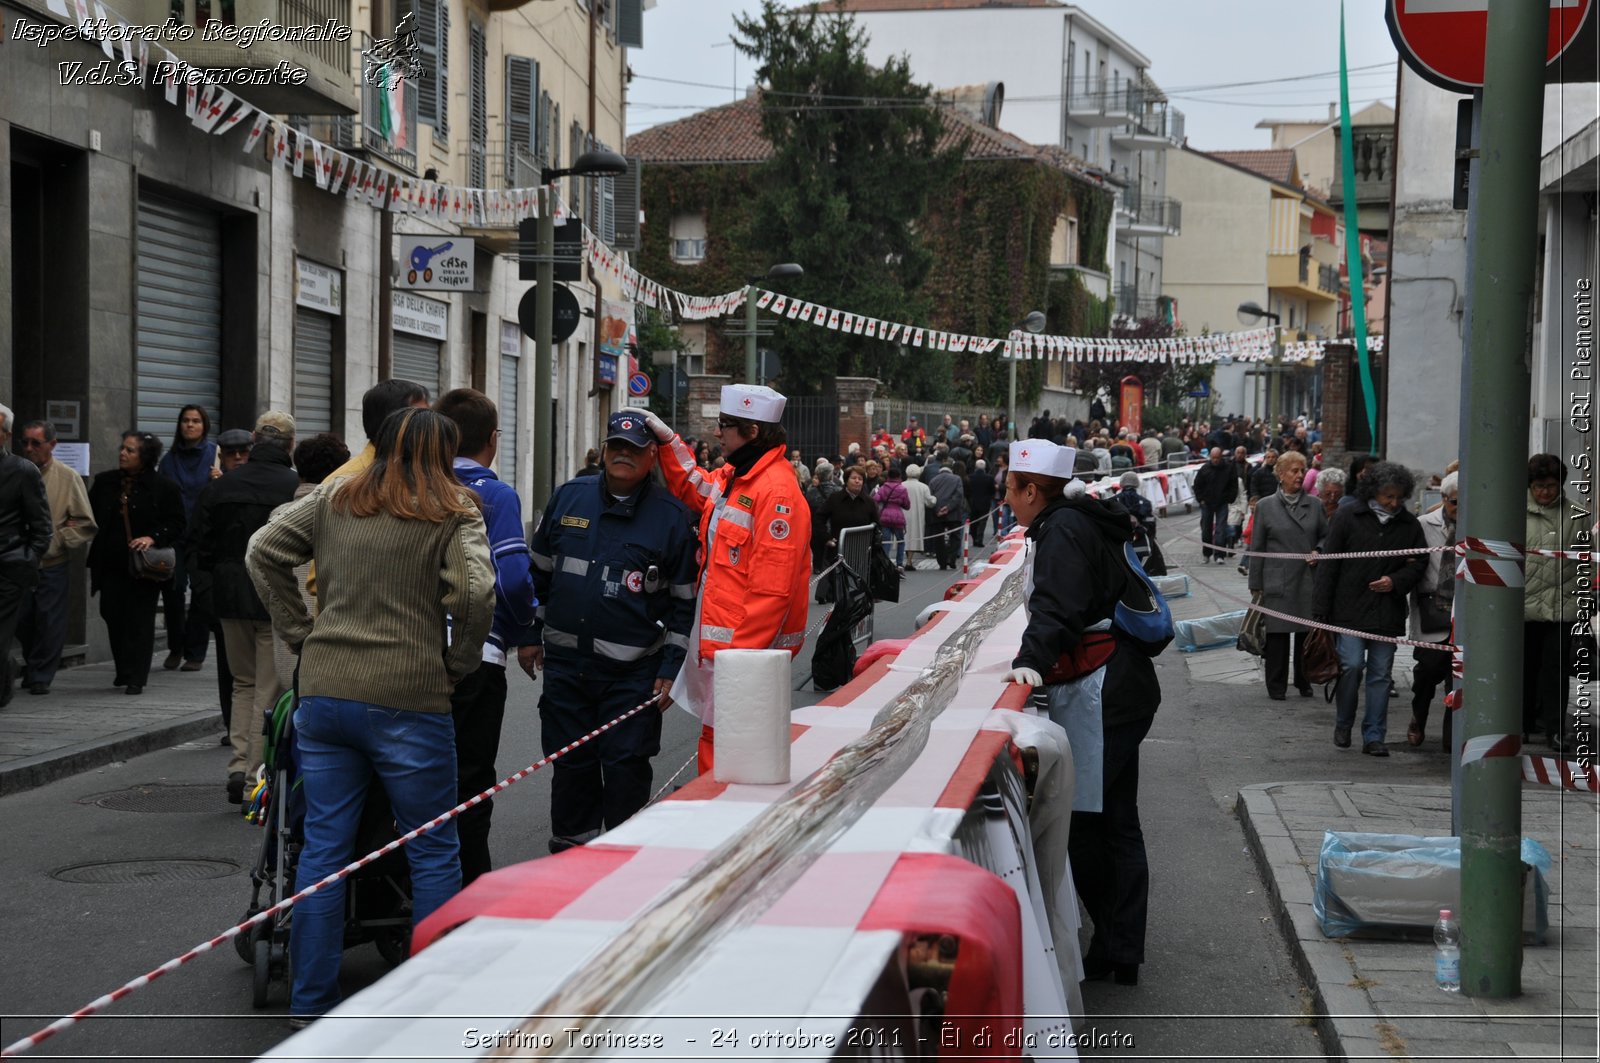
1457, 0, 1547, 1000
532, 188, 555, 515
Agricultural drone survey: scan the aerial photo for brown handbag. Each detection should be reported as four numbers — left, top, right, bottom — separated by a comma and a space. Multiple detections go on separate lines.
1302, 626, 1342, 686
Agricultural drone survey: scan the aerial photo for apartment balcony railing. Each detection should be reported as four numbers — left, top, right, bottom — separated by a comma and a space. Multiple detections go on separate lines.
1318, 263, 1342, 296
1066, 80, 1144, 127
1114, 285, 1167, 322
125, 0, 357, 114
1331, 127, 1395, 207
1268, 252, 1338, 302
1112, 101, 1186, 149
1121, 193, 1182, 236
483, 141, 545, 191
291, 40, 417, 174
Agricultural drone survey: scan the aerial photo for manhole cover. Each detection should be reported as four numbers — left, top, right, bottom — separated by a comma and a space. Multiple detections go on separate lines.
88, 784, 224, 813
52, 859, 240, 884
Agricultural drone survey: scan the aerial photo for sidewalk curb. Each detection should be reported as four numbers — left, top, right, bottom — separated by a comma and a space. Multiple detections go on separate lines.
1237, 782, 1373, 1063
0, 710, 223, 798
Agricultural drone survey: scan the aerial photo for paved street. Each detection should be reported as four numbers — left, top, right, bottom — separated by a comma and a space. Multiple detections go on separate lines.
1, 515, 1595, 1061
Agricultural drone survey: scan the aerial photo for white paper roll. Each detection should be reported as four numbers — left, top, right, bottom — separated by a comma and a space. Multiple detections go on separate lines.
712, 649, 792, 784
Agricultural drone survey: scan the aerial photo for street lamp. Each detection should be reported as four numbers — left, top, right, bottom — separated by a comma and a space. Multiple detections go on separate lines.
1008, 310, 1047, 440
532, 149, 628, 514
1237, 300, 1283, 431
744, 263, 804, 384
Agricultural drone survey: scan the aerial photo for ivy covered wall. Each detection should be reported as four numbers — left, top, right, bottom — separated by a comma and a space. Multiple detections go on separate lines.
635, 152, 1113, 404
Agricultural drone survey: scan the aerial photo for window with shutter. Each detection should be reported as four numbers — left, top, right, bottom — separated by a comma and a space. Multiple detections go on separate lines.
414, 0, 438, 127
534, 90, 553, 167
617, 0, 643, 48
469, 22, 486, 189
611, 156, 641, 251
437, 2, 449, 140
506, 57, 538, 184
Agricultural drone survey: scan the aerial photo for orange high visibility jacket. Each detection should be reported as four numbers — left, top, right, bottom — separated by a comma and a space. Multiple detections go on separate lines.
661, 436, 812, 662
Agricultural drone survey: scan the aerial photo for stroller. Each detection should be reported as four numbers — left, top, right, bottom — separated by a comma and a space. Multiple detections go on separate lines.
234, 689, 415, 1007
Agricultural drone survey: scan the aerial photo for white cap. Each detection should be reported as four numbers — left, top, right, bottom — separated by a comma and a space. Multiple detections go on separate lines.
1009, 440, 1061, 477
720, 384, 786, 422
1051, 446, 1079, 480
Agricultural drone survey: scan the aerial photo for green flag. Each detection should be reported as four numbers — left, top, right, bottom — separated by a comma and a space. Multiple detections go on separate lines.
1340, 0, 1380, 448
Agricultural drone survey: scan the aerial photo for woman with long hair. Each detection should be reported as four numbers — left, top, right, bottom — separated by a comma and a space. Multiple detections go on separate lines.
156, 404, 219, 670
248, 407, 494, 1025
87, 431, 186, 695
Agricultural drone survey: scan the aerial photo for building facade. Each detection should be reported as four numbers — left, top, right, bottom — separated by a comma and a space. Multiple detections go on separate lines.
1162, 146, 1345, 422
3, 0, 642, 661
841, 0, 1181, 328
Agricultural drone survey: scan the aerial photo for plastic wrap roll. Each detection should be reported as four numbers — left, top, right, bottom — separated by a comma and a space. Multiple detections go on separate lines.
712, 649, 792, 784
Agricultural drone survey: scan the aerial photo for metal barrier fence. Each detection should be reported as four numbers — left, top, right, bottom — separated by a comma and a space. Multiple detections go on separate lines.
837, 523, 877, 655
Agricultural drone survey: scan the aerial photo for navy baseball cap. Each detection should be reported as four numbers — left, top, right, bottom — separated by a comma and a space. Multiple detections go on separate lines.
604, 412, 654, 447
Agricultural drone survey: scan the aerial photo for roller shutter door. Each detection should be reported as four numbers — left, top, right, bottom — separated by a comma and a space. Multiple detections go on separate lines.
135, 193, 222, 436
293, 309, 335, 434
392, 332, 442, 395
499, 345, 520, 486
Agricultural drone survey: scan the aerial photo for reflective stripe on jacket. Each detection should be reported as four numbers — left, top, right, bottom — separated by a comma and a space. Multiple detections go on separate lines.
530, 474, 698, 679
661, 435, 811, 661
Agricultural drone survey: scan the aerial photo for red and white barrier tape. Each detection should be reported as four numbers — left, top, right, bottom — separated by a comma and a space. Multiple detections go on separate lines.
0, 693, 665, 1058
961, 522, 971, 577
1522, 754, 1600, 792
1172, 528, 1588, 564
1183, 565, 1458, 652
1460, 733, 1523, 765
1456, 555, 1525, 588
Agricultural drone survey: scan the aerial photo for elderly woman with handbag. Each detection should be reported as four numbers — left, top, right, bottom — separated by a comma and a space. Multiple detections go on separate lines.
87, 431, 186, 695
1248, 451, 1327, 700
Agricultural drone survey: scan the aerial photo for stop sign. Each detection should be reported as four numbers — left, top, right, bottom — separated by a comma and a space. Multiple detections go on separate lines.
1387, 0, 1592, 93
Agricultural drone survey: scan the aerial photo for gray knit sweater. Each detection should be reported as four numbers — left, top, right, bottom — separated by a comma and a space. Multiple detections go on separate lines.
247, 482, 495, 713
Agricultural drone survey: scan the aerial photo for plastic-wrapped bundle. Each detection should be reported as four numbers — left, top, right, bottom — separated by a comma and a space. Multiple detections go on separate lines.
487, 572, 1027, 1057
1151, 574, 1190, 599
1173, 609, 1247, 652
1314, 832, 1551, 942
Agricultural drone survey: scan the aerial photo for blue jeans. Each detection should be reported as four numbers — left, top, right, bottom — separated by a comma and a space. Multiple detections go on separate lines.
1334, 635, 1397, 745
290, 696, 461, 1018
881, 526, 906, 566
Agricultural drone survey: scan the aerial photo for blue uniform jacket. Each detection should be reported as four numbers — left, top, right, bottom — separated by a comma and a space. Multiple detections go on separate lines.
530, 474, 698, 680
454, 459, 539, 657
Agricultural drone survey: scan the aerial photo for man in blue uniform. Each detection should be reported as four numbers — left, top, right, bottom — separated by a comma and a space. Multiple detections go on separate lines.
436, 389, 540, 885
529, 412, 699, 852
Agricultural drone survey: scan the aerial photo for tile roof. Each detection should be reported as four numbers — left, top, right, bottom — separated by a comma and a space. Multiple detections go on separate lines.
627, 95, 1090, 175
1208, 149, 1299, 186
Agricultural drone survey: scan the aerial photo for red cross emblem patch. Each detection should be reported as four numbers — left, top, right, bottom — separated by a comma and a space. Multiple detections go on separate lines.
743, 398, 753, 407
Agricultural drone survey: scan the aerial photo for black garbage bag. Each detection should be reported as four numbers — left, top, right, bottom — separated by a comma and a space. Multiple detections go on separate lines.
868, 532, 901, 603
811, 564, 874, 691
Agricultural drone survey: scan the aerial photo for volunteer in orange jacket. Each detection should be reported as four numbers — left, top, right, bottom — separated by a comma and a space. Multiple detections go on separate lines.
619, 386, 812, 775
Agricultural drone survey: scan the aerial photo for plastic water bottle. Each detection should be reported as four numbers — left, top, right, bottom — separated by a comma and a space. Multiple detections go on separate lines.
1434, 908, 1461, 993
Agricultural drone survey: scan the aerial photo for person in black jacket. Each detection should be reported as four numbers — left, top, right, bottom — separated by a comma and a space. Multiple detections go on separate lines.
1312, 462, 1427, 756
965, 459, 997, 547
87, 431, 186, 695
1000, 440, 1161, 987
0, 403, 52, 707
1248, 449, 1280, 504
192, 414, 301, 803
1190, 447, 1238, 563
823, 465, 880, 549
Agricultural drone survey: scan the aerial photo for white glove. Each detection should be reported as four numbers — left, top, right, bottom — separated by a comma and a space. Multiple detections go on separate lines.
1001, 667, 1043, 688
616, 406, 673, 444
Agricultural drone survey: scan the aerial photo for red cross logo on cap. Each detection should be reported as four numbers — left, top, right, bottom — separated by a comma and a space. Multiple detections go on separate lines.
743, 397, 753, 407
1020, 449, 1029, 459
621, 419, 633, 430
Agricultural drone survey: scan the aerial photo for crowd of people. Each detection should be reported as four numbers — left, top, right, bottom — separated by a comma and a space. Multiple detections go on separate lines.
2, 386, 1586, 1024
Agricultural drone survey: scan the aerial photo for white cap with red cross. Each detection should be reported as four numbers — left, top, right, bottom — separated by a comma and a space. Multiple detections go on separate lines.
720, 384, 787, 422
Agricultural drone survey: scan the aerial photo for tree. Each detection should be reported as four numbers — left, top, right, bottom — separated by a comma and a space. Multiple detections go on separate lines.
733, 0, 963, 397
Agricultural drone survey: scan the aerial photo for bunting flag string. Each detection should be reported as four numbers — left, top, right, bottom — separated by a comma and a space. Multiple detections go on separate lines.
49, 0, 1387, 368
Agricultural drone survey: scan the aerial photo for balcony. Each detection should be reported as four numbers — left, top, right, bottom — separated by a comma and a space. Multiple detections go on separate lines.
128, 0, 359, 114
1114, 285, 1169, 322
1121, 192, 1181, 237
1269, 252, 1339, 302
1331, 127, 1395, 206
1067, 80, 1144, 128
291, 36, 417, 174
1112, 101, 1185, 150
